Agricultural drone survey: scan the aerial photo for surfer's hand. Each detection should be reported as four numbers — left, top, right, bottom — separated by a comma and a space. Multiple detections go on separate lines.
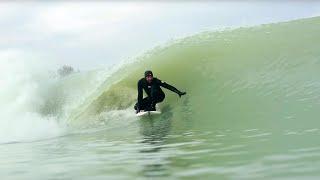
136, 106, 140, 114
178, 92, 186, 98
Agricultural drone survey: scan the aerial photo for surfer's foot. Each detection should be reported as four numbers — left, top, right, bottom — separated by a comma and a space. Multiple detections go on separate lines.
146, 105, 156, 111
151, 103, 157, 111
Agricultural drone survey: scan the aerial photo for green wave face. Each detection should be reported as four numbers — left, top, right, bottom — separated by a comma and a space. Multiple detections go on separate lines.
74, 17, 320, 132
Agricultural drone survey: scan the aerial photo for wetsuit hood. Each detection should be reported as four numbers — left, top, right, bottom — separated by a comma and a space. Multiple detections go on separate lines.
144, 70, 153, 77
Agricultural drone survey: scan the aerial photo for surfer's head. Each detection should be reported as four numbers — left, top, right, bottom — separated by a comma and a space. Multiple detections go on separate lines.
144, 70, 153, 83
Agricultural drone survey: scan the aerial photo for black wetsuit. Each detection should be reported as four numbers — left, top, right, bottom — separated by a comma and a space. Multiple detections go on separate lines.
134, 77, 183, 111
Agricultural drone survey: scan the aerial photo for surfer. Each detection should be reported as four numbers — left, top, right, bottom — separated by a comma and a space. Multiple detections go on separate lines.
134, 70, 186, 113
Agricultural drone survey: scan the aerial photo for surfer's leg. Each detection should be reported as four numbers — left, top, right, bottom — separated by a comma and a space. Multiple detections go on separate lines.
155, 92, 165, 103
135, 97, 152, 111
150, 87, 165, 110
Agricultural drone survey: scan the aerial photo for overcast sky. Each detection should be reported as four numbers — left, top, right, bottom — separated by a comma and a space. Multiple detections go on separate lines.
0, 1, 320, 70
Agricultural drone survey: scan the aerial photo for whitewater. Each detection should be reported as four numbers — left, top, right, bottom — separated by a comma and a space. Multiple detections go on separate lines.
1, 17, 320, 179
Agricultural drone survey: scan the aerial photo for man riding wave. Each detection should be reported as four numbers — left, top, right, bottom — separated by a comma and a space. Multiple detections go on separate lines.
134, 70, 186, 113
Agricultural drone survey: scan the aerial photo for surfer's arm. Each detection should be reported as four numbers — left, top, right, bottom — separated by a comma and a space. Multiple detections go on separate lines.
159, 80, 186, 97
137, 81, 143, 106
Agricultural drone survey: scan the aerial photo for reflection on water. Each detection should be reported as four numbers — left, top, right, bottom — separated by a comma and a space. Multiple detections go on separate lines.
138, 105, 173, 177
139, 105, 173, 143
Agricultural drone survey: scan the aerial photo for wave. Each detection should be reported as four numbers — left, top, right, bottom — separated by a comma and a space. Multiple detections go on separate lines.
71, 16, 320, 130
1, 16, 320, 142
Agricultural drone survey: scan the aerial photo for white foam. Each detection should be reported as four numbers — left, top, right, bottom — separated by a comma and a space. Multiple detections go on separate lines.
0, 50, 64, 143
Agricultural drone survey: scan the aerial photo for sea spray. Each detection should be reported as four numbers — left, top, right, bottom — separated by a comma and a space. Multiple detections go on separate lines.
0, 51, 62, 142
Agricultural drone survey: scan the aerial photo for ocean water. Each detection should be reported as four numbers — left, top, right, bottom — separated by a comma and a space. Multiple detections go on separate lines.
1, 17, 320, 179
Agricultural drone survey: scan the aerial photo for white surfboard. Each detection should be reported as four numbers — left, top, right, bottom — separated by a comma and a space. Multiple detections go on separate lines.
136, 110, 161, 117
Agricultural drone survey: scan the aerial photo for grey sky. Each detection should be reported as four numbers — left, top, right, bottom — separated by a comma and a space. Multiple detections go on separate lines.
0, 1, 319, 70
